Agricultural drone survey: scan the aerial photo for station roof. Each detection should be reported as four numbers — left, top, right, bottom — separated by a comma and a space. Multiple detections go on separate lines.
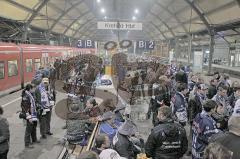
0, 0, 239, 42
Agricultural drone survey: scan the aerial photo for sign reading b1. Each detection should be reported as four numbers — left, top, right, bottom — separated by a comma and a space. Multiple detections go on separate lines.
137, 41, 155, 50
77, 40, 95, 48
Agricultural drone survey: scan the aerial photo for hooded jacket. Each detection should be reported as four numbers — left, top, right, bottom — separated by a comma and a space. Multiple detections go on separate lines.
145, 118, 188, 159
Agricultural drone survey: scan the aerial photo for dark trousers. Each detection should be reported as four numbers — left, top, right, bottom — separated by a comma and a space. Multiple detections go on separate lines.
141, 84, 145, 97
46, 110, 52, 133
39, 114, 47, 136
25, 120, 37, 146
0, 150, 8, 159
148, 84, 153, 97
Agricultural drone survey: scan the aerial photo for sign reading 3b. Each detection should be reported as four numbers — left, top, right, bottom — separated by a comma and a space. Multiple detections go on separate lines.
137, 41, 155, 50
77, 40, 95, 48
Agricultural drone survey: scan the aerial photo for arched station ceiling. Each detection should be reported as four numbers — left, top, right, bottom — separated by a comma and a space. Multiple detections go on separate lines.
0, 0, 239, 41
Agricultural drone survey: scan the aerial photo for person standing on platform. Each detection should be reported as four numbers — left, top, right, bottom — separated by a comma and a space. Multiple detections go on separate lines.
145, 106, 188, 159
0, 106, 10, 159
172, 83, 189, 126
35, 78, 51, 139
207, 79, 218, 99
192, 100, 220, 159
21, 84, 39, 148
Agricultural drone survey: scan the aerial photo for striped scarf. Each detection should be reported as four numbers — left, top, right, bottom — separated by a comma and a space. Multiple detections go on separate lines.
25, 90, 37, 120
39, 83, 50, 109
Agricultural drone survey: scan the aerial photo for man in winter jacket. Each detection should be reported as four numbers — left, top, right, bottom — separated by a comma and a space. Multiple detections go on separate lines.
210, 115, 240, 159
113, 120, 139, 159
192, 100, 220, 159
212, 85, 232, 116
172, 83, 189, 126
207, 79, 218, 99
145, 106, 188, 159
0, 106, 10, 159
188, 84, 208, 124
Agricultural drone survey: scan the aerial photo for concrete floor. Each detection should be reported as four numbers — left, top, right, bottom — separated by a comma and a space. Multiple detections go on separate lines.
1, 91, 66, 159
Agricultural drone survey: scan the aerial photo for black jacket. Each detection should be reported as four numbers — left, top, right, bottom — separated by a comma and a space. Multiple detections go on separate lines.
207, 85, 217, 99
188, 94, 202, 123
114, 133, 135, 159
145, 118, 188, 159
210, 132, 240, 159
0, 116, 10, 153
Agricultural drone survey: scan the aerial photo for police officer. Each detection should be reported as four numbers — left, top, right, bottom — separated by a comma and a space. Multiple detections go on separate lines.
192, 100, 220, 159
145, 106, 188, 159
172, 83, 189, 126
35, 78, 51, 139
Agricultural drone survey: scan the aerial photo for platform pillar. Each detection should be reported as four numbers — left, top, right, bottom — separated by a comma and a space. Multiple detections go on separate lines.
208, 29, 215, 75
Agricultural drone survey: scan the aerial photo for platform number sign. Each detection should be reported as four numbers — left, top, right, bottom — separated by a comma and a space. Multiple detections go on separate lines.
77, 40, 95, 48
137, 41, 155, 50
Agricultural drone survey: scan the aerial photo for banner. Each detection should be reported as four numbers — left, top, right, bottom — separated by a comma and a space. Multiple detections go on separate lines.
97, 21, 142, 30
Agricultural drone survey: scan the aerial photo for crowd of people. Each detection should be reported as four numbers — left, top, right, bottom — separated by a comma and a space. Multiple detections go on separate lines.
1, 55, 240, 159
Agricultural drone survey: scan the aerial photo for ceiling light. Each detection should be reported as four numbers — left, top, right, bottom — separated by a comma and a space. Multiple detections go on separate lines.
101, 8, 105, 13
104, 16, 107, 19
134, 9, 139, 14
97, 0, 101, 3
132, 16, 136, 20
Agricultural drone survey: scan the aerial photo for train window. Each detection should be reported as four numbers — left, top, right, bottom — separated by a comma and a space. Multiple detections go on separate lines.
35, 59, 41, 70
8, 60, 18, 77
26, 59, 33, 72
0, 61, 4, 79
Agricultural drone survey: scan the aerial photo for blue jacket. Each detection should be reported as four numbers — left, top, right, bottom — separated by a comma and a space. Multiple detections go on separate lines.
192, 111, 220, 159
172, 92, 188, 123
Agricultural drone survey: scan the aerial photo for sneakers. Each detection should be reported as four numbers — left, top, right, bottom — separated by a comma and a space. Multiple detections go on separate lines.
25, 145, 34, 149
41, 135, 47, 139
46, 132, 53, 135
33, 140, 41, 143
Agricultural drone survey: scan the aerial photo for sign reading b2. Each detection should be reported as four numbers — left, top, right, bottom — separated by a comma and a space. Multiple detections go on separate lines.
137, 41, 155, 50
77, 40, 95, 48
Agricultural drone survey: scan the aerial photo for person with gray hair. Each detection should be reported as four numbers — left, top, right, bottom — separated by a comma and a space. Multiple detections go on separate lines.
210, 115, 240, 159
145, 106, 188, 159
0, 106, 10, 159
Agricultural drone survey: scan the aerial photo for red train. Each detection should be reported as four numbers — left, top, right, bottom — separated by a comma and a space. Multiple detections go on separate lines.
0, 42, 96, 95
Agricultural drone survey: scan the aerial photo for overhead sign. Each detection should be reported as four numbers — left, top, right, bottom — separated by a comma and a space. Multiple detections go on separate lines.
77, 40, 95, 48
97, 21, 142, 30
136, 41, 155, 50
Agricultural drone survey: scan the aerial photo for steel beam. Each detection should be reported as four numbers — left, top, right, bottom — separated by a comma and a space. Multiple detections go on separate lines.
155, 0, 188, 33
63, 10, 90, 35
72, 18, 96, 38
49, 0, 84, 31
150, 11, 175, 37
150, 22, 167, 40
26, 0, 50, 27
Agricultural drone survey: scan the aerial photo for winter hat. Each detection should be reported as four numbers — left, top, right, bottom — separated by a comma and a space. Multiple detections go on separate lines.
118, 119, 137, 136
99, 149, 127, 159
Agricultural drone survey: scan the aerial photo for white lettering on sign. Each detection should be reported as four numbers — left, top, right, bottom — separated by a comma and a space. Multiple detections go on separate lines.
86, 40, 92, 47
98, 22, 142, 30
139, 41, 145, 48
